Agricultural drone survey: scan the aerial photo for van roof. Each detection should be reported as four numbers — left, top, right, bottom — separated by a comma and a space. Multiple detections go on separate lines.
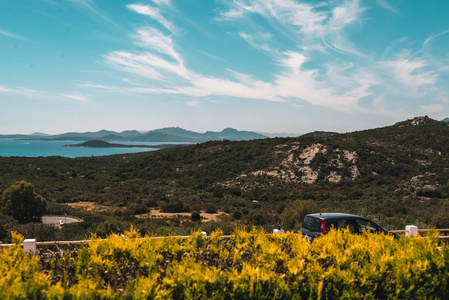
306, 213, 360, 219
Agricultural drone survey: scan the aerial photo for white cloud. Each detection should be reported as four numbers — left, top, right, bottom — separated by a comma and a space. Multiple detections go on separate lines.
380, 55, 437, 87
62, 94, 89, 102
170, 73, 284, 102
328, 0, 364, 31
219, 0, 366, 56
102, 33, 375, 109
127, 4, 175, 33
94, 2, 378, 111
104, 50, 189, 80
0, 85, 90, 102
218, 0, 327, 34
238, 32, 278, 54
132, 27, 182, 63
186, 101, 200, 107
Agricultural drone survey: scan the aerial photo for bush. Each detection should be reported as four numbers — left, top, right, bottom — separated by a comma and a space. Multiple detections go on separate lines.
161, 200, 185, 213
191, 211, 201, 222
3, 228, 447, 299
280, 199, 318, 231
232, 210, 243, 220
204, 204, 217, 214
416, 189, 442, 198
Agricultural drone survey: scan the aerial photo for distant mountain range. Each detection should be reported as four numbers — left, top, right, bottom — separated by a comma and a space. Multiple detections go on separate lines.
0, 127, 268, 143
2, 118, 447, 143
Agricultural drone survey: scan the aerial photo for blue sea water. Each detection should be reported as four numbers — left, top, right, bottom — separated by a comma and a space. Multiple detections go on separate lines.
0, 138, 182, 158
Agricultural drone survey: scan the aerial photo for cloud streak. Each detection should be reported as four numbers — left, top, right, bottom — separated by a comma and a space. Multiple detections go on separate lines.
0, 85, 90, 102
219, 0, 366, 56
0, 28, 25, 40
380, 55, 437, 88
127, 4, 175, 33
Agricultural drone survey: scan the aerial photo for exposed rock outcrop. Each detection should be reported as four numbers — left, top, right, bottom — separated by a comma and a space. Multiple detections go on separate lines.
249, 143, 360, 185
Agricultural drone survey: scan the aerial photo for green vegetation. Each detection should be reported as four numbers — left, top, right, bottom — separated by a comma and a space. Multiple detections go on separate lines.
1, 181, 46, 224
0, 117, 449, 241
0, 228, 447, 299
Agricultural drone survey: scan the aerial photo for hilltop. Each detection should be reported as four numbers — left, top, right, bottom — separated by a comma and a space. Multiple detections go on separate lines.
0, 116, 448, 241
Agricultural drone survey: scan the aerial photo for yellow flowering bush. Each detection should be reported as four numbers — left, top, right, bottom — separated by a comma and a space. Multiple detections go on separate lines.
0, 227, 447, 299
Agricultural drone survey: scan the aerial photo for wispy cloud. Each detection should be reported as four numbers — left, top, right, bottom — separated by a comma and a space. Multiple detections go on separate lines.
0, 85, 90, 102
94, 3, 375, 110
380, 53, 437, 87
219, 0, 366, 56
375, 0, 399, 14
186, 100, 200, 107
67, 0, 118, 26
422, 29, 449, 72
152, 0, 172, 7
101, 27, 375, 109
132, 27, 182, 63
104, 50, 189, 81
127, 4, 175, 33
218, 0, 327, 34
0, 28, 26, 40
89, 1, 444, 117
62, 94, 89, 102
238, 32, 278, 54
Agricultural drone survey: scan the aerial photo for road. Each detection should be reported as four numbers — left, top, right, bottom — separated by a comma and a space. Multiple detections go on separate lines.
42, 215, 82, 225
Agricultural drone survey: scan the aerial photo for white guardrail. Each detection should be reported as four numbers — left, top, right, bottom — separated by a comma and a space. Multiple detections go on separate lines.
1, 227, 448, 254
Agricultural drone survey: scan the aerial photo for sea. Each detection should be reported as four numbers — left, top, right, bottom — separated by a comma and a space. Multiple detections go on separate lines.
0, 138, 184, 158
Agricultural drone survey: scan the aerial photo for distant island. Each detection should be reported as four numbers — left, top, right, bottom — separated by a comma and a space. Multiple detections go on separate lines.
3, 127, 268, 143
64, 140, 180, 149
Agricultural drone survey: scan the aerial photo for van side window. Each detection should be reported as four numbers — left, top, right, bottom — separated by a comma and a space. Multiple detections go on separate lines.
325, 221, 337, 231
356, 219, 380, 233
337, 219, 358, 233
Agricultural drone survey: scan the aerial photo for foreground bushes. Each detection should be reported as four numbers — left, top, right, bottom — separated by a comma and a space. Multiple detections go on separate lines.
0, 228, 448, 299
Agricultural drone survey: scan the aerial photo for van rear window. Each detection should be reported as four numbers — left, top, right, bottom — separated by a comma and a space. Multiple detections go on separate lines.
303, 216, 321, 231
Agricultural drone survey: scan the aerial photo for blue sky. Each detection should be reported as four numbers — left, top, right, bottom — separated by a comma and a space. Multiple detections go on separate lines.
1, 0, 448, 134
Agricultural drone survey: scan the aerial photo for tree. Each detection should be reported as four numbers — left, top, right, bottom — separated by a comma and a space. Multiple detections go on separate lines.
1, 181, 46, 224
280, 200, 318, 231
191, 211, 201, 222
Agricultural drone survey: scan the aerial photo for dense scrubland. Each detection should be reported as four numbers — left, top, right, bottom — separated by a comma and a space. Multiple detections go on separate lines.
0, 228, 448, 299
1, 116, 449, 242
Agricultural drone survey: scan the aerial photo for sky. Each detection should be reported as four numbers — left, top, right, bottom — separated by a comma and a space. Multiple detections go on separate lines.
1, 0, 449, 135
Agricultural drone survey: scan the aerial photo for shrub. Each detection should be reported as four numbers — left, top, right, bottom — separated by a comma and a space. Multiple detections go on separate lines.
191, 211, 201, 222
204, 204, 217, 214
1, 227, 448, 299
416, 189, 442, 198
232, 210, 243, 220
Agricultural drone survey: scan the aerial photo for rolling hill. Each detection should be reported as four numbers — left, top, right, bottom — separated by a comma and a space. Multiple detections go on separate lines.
0, 116, 448, 240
